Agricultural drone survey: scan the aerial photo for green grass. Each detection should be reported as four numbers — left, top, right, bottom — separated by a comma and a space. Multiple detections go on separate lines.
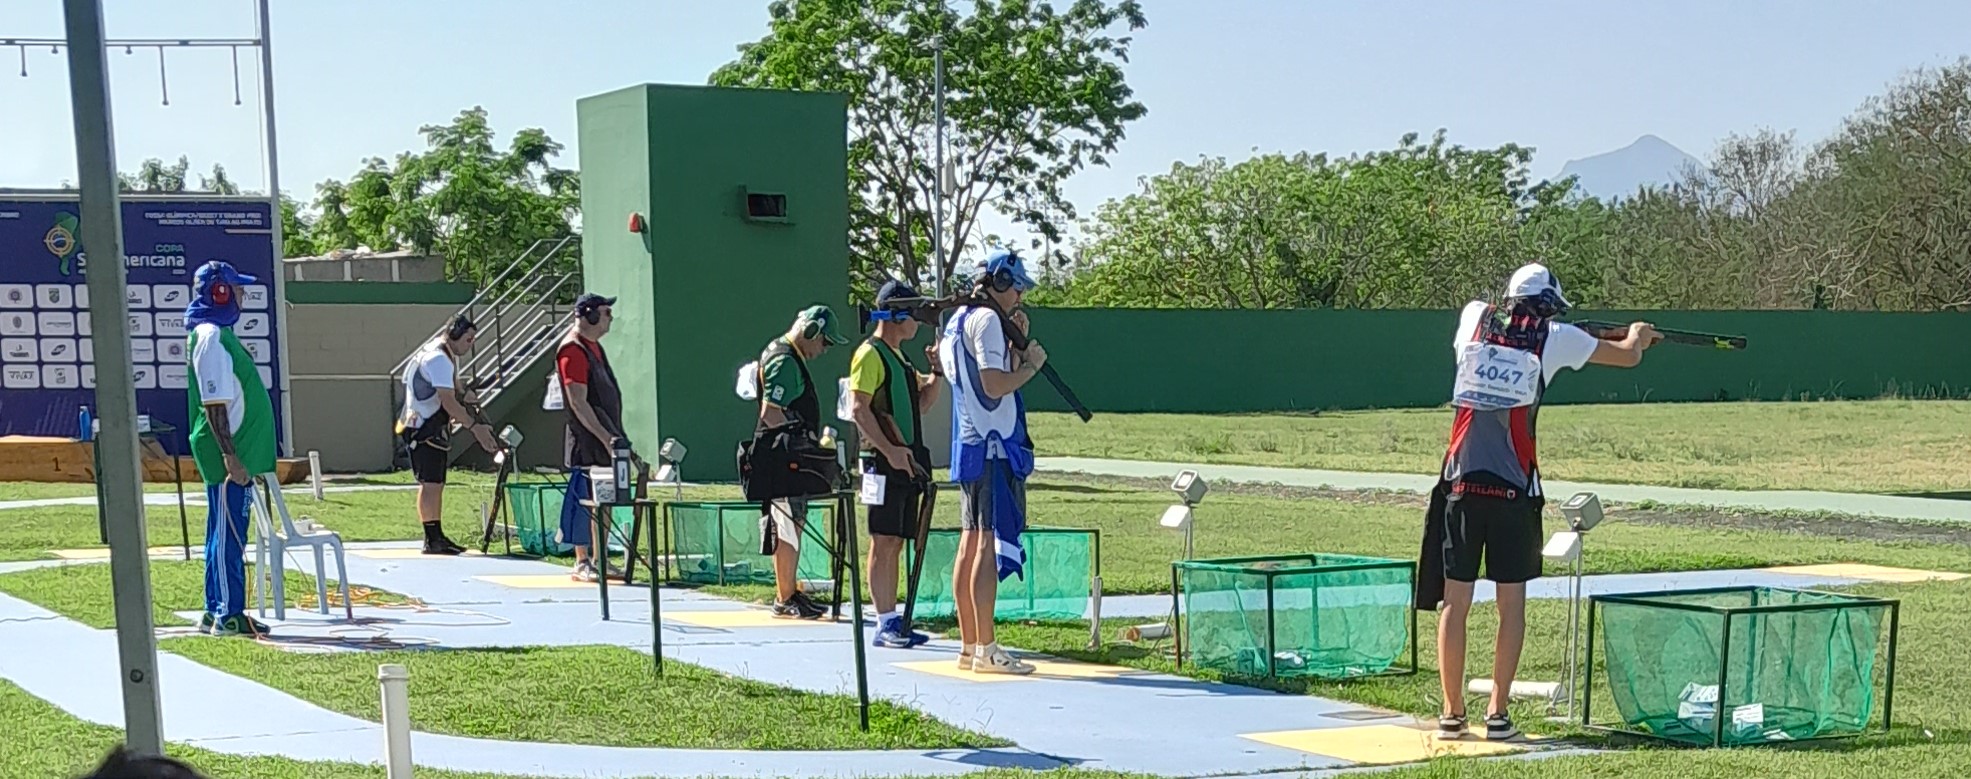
8, 471, 1964, 600
0, 560, 1000, 752
976, 579, 1971, 777
0, 676, 575, 779
630, 475, 1971, 601
0, 560, 404, 628
162, 639, 1001, 750
1029, 399, 1971, 494
0, 471, 683, 562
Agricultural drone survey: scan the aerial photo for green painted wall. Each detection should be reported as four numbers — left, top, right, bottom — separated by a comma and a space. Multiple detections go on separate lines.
1018, 308, 1971, 414
576, 85, 656, 463
578, 84, 849, 480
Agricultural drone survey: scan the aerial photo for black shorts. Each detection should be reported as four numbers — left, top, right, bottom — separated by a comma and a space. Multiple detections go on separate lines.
405, 418, 449, 485
860, 455, 924, 539
958, 458, 1025, 534
1439, 478, 1544, 584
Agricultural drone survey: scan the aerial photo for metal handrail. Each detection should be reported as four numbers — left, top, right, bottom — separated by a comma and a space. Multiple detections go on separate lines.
386, 236, 582, 426
388, 235, 578, 380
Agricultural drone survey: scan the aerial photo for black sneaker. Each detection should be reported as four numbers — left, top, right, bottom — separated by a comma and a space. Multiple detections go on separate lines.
422, 533, 465, 556
1485, 712, 1519, 741
1437, 712, 1468, 740
780, 592, 827, 620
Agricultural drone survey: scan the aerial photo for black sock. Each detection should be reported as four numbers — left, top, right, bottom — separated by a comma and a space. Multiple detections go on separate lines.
422, 521, 443, 542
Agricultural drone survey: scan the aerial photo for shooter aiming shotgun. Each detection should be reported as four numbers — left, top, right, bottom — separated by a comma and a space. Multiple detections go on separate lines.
1569, 320, 1748, 350
862, 284, 1094, 423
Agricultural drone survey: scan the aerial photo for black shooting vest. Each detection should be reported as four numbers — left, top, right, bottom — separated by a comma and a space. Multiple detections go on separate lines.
757, 337, 820, 437
561, 335, 623, 468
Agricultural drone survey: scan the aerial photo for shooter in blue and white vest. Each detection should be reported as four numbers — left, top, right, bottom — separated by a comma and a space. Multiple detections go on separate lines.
934, 249, 1048, 675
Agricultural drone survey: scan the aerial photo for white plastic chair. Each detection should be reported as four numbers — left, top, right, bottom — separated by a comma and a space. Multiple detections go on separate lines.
249, 473, 351, 621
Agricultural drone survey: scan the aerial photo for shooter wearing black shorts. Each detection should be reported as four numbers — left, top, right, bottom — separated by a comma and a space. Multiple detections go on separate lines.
1435, 472, 1542, 584
404, 416, 452, 485
846, 280, 943, 648
861, 454, 924, 538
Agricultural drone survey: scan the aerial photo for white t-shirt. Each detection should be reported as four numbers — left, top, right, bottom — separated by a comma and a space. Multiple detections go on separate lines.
963, 309, 1011, 373
190, 323, 244, 435
401, 341, 457, 427
1453, 301, 1598, 385
939, 307, 1020, 458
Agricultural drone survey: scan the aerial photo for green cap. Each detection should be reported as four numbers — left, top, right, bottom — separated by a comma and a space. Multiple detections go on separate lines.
797, 304, 849, 345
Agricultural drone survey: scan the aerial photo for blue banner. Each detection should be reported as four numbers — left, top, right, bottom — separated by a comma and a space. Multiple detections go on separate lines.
0, 197, 285, 457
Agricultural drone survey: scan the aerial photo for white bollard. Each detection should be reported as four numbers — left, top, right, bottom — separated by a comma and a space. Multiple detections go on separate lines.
308, 450, 325, 502
1087, 575, 1103, 649
379, 664, 413, 778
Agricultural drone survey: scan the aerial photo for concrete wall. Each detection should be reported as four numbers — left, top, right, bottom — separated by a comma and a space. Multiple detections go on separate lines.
285, 297, 567, 473
284, 253, 446, 282
286, 303, 461, 472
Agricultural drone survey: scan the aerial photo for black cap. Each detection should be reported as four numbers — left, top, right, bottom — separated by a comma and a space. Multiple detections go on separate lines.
574, 293, 616, 317
875, 279, 921, 307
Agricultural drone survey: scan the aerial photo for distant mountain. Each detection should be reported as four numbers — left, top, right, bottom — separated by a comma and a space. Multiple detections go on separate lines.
1554, 135, 1705, 201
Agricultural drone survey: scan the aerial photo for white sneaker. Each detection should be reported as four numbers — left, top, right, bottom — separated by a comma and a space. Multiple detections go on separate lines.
972, 643, 1034, 675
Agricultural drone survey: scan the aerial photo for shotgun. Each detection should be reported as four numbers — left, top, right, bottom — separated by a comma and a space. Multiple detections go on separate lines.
1569, 320, 1748, 351
862, 290, 1094, 422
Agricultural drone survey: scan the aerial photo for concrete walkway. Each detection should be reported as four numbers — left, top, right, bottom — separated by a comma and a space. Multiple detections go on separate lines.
1037, 457, 1971, 524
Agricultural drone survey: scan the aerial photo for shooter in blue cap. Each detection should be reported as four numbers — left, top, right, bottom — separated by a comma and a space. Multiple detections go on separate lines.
184, 260, 278, 637
934, 248, 1047, 674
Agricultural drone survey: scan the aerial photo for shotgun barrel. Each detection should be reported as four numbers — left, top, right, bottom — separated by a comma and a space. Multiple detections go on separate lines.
1569, 320, 1748, 350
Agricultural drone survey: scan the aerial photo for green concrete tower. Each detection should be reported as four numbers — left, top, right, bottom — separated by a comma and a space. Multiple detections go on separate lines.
577, 83, 850, 481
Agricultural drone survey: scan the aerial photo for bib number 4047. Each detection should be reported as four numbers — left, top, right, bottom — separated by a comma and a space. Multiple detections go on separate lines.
1452, 344, 1541, 411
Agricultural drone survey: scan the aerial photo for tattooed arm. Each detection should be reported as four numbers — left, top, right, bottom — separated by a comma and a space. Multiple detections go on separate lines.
203, 403, 249, 485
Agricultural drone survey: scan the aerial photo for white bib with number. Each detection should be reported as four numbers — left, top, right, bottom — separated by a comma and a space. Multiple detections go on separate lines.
859, 471, 887, 505
1451, 342, 1542, 411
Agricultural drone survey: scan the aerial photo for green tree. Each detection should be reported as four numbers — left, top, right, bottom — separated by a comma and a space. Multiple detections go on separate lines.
307, 107, 580, 287
711, 0, 1148, 296
117, 156, 239, 194
1054, 131, 1581, 309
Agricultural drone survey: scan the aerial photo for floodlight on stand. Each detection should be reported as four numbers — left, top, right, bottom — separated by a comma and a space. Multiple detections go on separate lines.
1552, 491, 1602, 721
1171, 469, 1207, 506
497, 425, 524, 450
655, 437, 686, 486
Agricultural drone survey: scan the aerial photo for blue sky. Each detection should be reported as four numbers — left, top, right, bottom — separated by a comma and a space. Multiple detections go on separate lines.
4, 0, 1970, 249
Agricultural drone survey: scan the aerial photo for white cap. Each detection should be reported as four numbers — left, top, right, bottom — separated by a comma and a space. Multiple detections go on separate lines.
1506, 263, 1570, 306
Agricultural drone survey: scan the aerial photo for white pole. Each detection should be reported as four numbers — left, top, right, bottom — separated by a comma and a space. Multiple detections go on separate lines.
1088, 575, 1103, 650
256, 0, 295, 457
378, 664, 413, 778
308, 450, 323, 501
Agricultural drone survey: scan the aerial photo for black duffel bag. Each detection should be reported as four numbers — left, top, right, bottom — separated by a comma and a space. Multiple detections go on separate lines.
737, 420, 843, 502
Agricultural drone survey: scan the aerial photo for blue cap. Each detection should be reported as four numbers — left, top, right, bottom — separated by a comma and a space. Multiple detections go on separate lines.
980, 248, 1036, 292
194, 260, 258, 289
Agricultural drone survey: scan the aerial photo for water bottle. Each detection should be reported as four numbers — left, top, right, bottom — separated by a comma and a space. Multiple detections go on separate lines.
610, 438, 632, 503
78, 406, 93, 442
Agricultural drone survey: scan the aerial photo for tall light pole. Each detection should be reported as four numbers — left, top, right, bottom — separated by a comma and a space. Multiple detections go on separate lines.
256, 0, 293, 456
930, 33, 947, 297
61, 0, 165, 755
